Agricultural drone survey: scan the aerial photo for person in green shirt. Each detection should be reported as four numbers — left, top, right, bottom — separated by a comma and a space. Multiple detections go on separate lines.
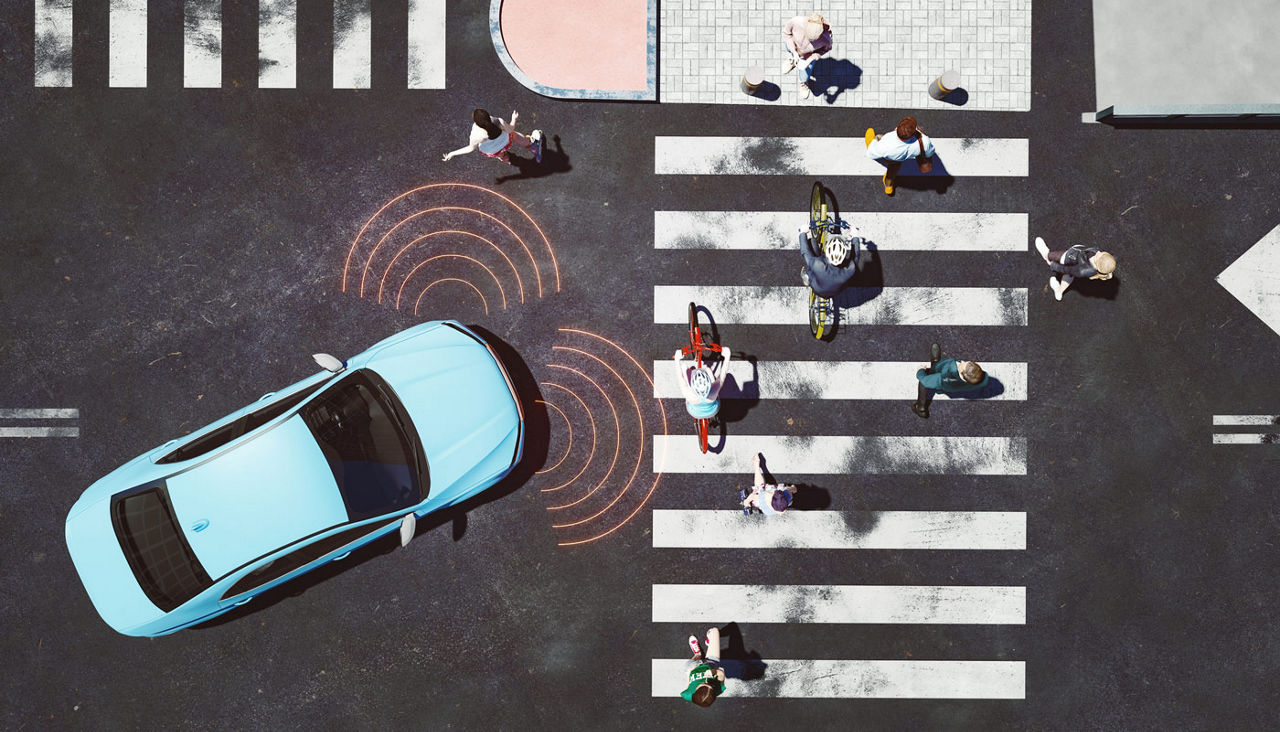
912, 342, 989, 418
680, 627, 726, 707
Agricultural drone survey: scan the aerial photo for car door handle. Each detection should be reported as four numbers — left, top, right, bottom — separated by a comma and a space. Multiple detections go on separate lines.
234, 597, 252, 607
331, 551, 351, 562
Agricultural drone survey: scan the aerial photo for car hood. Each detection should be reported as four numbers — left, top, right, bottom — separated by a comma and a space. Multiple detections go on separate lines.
65, 496, 166, 635
367, 329, 520, 493
165, 415, 348, 580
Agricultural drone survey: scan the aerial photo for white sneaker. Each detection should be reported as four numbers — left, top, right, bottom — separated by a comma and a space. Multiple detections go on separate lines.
1050, 276, 1064, 301
1035, 236, 1050, 263
799, 82, 811, 99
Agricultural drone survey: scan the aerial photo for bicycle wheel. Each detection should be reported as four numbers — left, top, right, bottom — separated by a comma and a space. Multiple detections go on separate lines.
698, 417, 709, 454
809, 290, 834, 340
809, 181, 823, 230
687, 301, 702, 368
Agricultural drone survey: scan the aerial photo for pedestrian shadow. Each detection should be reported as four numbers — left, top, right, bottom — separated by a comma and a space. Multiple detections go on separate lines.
1064, 276, 1121, 300
495, 134, 572, 184
715, 622, 768, 681
806, 58, 862, 104
938, 376, 1007, 400
788, 483, 832, 510
881, 155, 956, 194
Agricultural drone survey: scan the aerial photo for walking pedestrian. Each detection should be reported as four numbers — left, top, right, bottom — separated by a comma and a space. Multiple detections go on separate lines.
912, 343, 988, 418
1035, 237, 1116, 301
740, 452, 797, 515
682, 627, 726, 707
782, 13, 832, 99
442, 108, 544, 166
864, 117, 935, 196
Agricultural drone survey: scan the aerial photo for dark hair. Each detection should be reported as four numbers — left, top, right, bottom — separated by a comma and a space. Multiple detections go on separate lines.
896, 116, 918, 141
771, 490, 791, 513
472, 108, 502, 139
691, 684, 717, 707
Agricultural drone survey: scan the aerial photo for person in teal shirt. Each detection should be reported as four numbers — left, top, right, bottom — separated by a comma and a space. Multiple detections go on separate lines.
680, 627, 726, 707
912, 343, 988, 418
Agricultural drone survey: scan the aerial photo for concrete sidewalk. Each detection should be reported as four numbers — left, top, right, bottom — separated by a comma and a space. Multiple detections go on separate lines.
659, 0, 1031, 111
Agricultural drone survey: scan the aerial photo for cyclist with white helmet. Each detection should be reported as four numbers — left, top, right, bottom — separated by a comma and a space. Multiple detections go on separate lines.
672, 346, 732, 421
799, 225, 862, 298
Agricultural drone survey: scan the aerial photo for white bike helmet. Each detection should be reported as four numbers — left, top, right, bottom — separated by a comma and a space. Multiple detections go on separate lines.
824, 236, 851, 267
689, 366, 715, 398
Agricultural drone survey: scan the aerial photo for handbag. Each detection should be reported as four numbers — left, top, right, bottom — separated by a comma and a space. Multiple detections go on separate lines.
916, 136, 933, 174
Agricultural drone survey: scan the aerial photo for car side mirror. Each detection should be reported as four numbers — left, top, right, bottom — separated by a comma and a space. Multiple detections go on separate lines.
399, 513, 416, 548
313, 353, 345, 373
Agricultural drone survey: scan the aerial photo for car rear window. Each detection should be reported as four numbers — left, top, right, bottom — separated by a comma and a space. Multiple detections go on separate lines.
112, 487, 212, 612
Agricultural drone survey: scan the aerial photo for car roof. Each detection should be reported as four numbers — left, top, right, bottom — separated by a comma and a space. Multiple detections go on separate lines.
165, 415, 347, 580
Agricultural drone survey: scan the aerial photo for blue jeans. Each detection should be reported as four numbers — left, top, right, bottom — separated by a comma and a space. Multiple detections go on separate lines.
784, 42, 817, 84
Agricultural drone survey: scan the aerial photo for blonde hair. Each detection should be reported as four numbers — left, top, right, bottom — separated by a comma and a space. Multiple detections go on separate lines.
1093, 251, 1116, 275
804, 14, 826, 40
960, 361, 985, 384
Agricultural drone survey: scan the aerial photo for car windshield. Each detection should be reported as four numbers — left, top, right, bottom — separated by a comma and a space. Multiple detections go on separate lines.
112, 486, 213, 612
300, 369, 427, 521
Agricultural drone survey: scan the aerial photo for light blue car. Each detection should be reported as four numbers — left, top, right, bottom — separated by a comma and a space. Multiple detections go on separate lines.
65, 321, 524, 637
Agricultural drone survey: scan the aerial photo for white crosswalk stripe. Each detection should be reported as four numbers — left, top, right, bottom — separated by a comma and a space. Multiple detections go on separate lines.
653, 584, 1026, 624
652, 360, 1027, 400
655, 211, 1028, 251
655, 136, 1029, 176
651, 659, 1026, 699
28, 2, 447, 90
652, 510, 1027, 550
654, 435, 1026, 475
655, 285, 1028, 326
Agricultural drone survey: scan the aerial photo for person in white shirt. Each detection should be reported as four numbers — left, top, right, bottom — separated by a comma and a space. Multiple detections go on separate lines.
864, 116, 936, 196
442, 108, 543, 166
782, 14, 832, 99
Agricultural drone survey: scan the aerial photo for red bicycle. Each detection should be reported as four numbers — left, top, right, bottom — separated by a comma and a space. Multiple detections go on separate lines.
681, 302, 722, 454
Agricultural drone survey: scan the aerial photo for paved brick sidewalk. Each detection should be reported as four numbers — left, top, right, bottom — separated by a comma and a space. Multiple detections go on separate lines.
659, 0, 1031, 111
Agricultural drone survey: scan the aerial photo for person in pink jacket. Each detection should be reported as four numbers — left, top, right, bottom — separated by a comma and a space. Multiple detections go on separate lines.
782, 14, 832, 99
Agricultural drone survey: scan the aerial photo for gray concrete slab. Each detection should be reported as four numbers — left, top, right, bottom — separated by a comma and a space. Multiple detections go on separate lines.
1093, 0, 1280, 113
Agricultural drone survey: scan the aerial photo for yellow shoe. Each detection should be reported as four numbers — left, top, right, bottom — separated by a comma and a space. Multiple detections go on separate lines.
864, 128, 875, 148
882, 172, 894, 195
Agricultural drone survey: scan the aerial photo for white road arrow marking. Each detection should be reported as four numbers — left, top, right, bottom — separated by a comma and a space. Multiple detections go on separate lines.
1217, 223, 1280, 338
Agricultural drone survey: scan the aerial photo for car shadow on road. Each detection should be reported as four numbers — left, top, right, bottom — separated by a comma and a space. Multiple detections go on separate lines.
194, 329, 547, 631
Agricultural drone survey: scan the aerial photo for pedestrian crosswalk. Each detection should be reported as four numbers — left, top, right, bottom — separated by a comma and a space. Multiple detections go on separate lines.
32, 0, 446, 89
649, 134, 1029, 703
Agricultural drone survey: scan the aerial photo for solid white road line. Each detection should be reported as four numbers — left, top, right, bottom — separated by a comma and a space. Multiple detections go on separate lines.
333, 0, 372, 89
1212, 415, 1280, 426
34, 0, 74, 87
655, 285, 1027, 326
653, 436, 1027, 475
259, 0, 297, 88
652, 584, 1026, 625
109, 0, 147, 87
1212, 433, 1279, 445
654, 211, 1028, 252
651, 659, 1025, 699
652, 360, 1026, 400
184, 0, 222, 88
0, 409, 79, 418
407, 0, 446, 88
0, 427, 79, 438
652, 510, 1026, 550
655, 137, 1029, 177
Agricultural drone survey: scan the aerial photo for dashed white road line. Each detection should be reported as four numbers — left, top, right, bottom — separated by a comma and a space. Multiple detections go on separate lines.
259, 0, 298, 88
1212, 433, 1279, 445
653, 435, 1027, 475
655, 285, 1028, 327
653, 584, 1026, 624
332, 0, 372, 89
407, 0, 446, 88
109, 0, 148, 87
1212, 415, 1280, 426
652, 360, 1026, 400
655, 137, 1029, 177
651, 659, 1025, 699
0, 427, 79, 438
34, 0, 74, 87
184, 0, 222, 88
0, 409, 79, 419
652, 510, 1026, 550
655, 211, 1028, 252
